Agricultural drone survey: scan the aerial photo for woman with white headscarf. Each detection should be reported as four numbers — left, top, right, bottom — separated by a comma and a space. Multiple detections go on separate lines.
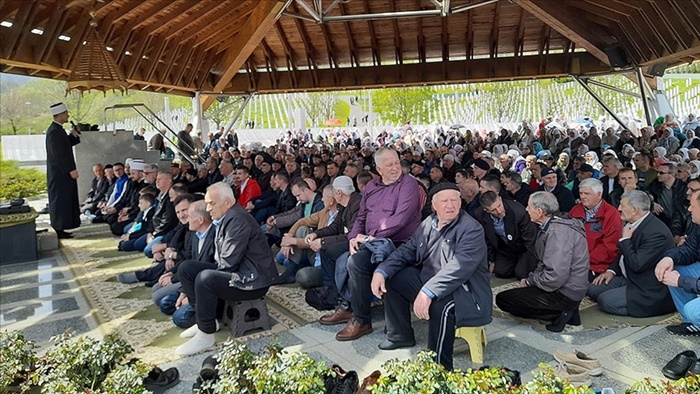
682, 129, 700, 150
682, 113, 700, 132
689, 160, 700, 180
677, 147, 690, 163
585, 151, 603, 171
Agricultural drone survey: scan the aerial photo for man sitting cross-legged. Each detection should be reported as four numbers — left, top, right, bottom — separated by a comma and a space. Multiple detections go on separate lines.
175, 182, 278, 355
496, 192, 590, 332
371, 183, 493, 371
587, 190, 676, 317
656, 189, 700, 337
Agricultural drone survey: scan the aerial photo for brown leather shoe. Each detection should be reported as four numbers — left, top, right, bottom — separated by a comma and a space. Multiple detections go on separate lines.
319, 307, 353, 326
335, 318, 373, 341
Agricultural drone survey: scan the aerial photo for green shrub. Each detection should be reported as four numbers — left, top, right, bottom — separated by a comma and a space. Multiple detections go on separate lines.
0, 160, 46, 202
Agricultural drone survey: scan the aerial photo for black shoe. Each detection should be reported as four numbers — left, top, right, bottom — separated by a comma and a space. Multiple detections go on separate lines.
378, 339, 415, 350
56, 230, 74, 239
662, 350, 697, 380
667, 323, 700, 336
545, 310, 574, 332
38, 205, 49, 214
687, 360, 700, 377
569, 309, 581, 326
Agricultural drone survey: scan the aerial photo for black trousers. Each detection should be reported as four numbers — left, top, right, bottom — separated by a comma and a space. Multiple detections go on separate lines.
495, 286, 579, 322
492, 253, 533, 280
179, 260, 268, 334
319, 241, 350, 291
135, 261, 165, 282
347, 248, 375, 324
385, 267, 457, 370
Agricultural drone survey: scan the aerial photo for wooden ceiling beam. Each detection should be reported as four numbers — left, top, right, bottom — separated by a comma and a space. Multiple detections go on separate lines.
191, 1, 256, 49
62, 7, 92, 69
184, 49, 207, 88
108, 0, 152, 26
143, 35, 167, 82
33, 0, 68, 63
640, 45, 700, 67
667, 0, 700, 39
127, 0, 177, 31
490, 1, 500, 59
388, 0, 402, 66
201, 0, 285, 109
273, 23, 299, 88
632, 8, 674, 56
261, 38, 279, 90
2, 0, 38, 59
612, 18, 648, 64
222, 52, 611, 93
293, 17, 319, 84
338, 2, 358, 68
157, 43, 182, 86
126, 33, 152, 79
208, 25, 247, 53
567, 1, 621, 23
319, 23, 339, 85
197, 48, 218, 90
148, 1, 205, 37
416, 0, 426, 66
171, 46, 195, 86
513, 7, 526, 76
364, 0, 381, 66
644, 1, 693, 52
164, 0, 223, 41
514, 0, 613, 65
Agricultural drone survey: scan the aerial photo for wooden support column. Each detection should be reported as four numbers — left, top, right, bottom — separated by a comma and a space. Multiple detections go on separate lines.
201, 0, 285, 110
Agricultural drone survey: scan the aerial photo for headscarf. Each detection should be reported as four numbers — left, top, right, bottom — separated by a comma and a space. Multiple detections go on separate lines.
677, 147, 690, 163
585, 151, 602, 171
622, 144, 635, 158
532, 141, 544, 155
689, 160, 700, 179
653, 146, 667, 158
578, 144, 590, 156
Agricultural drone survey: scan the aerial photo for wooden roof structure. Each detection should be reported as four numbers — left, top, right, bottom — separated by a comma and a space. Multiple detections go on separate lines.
2, 0, 700, 109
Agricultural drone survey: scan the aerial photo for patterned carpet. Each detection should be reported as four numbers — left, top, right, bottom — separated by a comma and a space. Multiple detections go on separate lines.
61, 223, 681, 364
60, 223, 323, 364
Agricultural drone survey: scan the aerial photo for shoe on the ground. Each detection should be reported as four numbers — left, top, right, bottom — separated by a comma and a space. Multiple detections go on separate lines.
180, 321, 219, 338
553, 350, 603, 376
546, 309, 575, 332
320, 307, 353, 326
568, 309, 581, 326
666, 323, 700, 337
143, 367, 180, 394
686, 359, 700, 377
176, 331, 216, 356
117, 272, 138, 284
662, 350, 697, 380
56, 230, 74, 239
553, 363, 592, 387
378, 339, 415, 351
335, 317, 373, 341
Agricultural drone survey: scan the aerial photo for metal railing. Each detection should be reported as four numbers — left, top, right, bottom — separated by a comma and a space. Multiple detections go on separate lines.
103, 103, 204, 165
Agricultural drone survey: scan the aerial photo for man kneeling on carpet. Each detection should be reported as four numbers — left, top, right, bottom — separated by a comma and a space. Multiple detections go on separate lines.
496, 191, 589, 332
655, 189, 700, 337
176, 182, 278, 356
370, 183, 493, 370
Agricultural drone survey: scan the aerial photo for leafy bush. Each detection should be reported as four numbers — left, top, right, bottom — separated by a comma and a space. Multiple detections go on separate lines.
627, 375, 699, 394
202, 340, 331, 394
0, 330, 37, 389
0, 160, 46, 202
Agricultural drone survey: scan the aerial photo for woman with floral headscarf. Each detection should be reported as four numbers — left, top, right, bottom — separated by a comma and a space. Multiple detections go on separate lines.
635, 126, 657, 152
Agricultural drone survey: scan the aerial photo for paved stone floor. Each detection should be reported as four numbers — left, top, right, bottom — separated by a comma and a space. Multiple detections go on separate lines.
2, 244, 697, 394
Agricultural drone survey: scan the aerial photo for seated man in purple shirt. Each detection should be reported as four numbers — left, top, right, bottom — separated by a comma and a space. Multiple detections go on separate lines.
321, 147, 424, 341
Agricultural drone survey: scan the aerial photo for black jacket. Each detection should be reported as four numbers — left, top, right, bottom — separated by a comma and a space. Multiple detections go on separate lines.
314, 192, 362, 248
609, 214, 676, 317
647, 179, 688, 232
600, 175, 623, 205
152, 192, 177, 237
539, 184, 575, 213
475, 199, 539, 272
509, 184, 532, 207
376, 210, 493, 327
216, 204, 278, 290
172, 226, 216, 283
207, 169, 224, 185
187, 178, 209, 194
85, 176, 109, 204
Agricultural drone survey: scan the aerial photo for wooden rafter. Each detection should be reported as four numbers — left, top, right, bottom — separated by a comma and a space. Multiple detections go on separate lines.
490, 1, 500, 59
196, 49, 218, 90
389, 0, 402, 65
261, 38, 279, 89
171, 46, 194, 86
125, 32, 152, 79
615, 17, 651, 63
644, 1, 692, 52
157, 43, 182, 85
514, 0, 612, 65
184, 49, 207, 88
293, 17, 318, 83
147, 1, 203, 37
164, 0, 222, 41
632, 8, 674, 56
8, 0, 40, 59
143, 35, 167, 82
273, 23, 298, 88
364, 0, 380, 66
33, 0, 68, 63
109, 0, 155, 27
201, 0, 285, 109
667, 0, 700, 40
190, 1, 256, 49
513, 7, 526, 75
62, 7, 92, 68
2, 0, 38, 59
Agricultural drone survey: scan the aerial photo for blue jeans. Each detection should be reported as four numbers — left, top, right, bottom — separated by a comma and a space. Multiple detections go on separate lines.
159, 292, 179, 315
669, 263, 700, 325
143, 235, 164, 258
172, 304, 196, 328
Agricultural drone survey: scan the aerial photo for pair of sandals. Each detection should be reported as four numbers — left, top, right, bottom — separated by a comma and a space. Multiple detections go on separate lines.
144, 367, 180, 393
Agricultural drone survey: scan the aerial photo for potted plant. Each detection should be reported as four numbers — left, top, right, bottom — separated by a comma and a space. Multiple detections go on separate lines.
0, 330, 38, 393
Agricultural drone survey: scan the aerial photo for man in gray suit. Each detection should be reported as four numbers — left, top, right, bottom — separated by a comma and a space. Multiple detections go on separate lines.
175, 182, 278, 356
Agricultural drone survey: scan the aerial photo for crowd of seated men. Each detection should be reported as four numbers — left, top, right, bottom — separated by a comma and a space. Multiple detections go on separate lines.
81, 117, 700, 365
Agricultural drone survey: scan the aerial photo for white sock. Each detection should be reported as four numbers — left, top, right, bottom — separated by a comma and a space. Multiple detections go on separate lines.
176, 331, 216, 356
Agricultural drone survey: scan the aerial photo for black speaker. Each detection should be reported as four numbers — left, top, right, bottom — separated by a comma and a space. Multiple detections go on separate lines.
604, 45, 629, 68
648, 63, 668, 77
